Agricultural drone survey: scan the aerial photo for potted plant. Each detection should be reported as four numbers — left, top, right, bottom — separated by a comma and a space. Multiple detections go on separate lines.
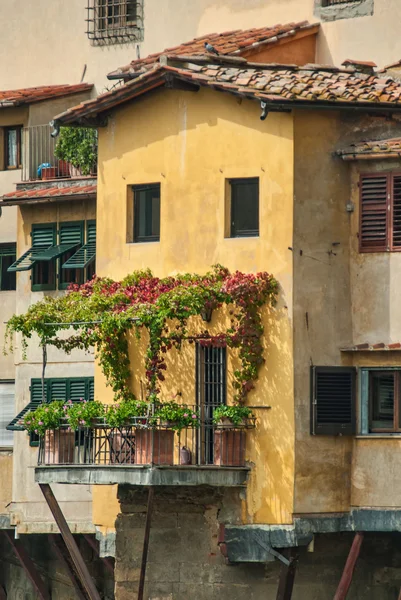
65, 400, 106, 430
106, 399, 149, 464
154, 402, 200, 431
212, 405, 255, 467
54, 126, 98, 177
22, 401, 75, 464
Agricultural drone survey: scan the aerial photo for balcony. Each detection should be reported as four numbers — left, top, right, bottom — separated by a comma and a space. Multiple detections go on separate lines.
21, 124, 97, 182
34, 409, 252, 488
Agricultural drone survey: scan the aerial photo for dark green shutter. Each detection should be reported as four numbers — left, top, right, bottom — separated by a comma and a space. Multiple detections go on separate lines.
62, 221, 96, 269
311, 367, 356, 436
35, 222, 83, 261
6, 380, 45, 431
6, 377, 94, 431
8, 224, 56, 272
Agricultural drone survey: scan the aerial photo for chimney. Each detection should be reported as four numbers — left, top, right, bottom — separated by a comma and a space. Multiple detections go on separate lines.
342, 59, 377, 75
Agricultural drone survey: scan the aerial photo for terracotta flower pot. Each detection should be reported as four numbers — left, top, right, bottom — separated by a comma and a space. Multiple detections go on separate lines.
135, 429, 174, 465
110, 429, 136, 464
214, 429, 246, 467
44, 430, 75, 464
41, 167, 57, 180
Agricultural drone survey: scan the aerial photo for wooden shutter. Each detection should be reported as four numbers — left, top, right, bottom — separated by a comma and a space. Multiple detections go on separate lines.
311, 366, 356, 435
7, 379, 45, 431
392, 176, 401, 250
359, 174, 389, 252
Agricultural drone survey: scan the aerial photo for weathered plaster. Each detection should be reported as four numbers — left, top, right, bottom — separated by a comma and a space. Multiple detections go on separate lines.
314, 0, 374, 22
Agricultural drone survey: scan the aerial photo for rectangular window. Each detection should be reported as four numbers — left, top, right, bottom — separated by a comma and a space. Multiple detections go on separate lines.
359, 173, 401, 252
0, 244, 16, 291
229, 178, 259, 238
4, 126, 22, 169
58, 222, 84, 290
133, 184, 160, 243
196, 344, 226, 464
311, 366, 356, 435
322, 0, 359, 4
86, 0, 143, 45
0, 381, 14, 447
369, 370, 401, 432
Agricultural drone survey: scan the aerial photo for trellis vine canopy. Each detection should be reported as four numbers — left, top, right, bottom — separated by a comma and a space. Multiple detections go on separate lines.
4, 265, 278, 404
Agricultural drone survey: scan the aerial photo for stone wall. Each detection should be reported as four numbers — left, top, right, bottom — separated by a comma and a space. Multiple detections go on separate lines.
0, 532, 114, 599
115, 485, 401, 600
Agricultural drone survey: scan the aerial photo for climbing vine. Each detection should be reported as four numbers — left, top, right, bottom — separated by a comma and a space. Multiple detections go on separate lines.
4, 266, 278, 404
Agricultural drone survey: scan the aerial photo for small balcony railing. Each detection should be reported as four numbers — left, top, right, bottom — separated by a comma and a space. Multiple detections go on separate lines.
37, 407, 255, 469
21, 124, 97, 182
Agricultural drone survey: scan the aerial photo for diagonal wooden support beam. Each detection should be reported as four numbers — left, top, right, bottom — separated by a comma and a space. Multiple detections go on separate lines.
39, 483, 101, 600
333, 532, 364, 600
276, 547, 298, 600
48, 534, 87, 600
83, 534, 114, 576
138, 487, 155, 600
3, 531, 50, 600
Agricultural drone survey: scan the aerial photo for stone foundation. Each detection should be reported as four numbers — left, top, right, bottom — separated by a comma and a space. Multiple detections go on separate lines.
115, 485, 401, 599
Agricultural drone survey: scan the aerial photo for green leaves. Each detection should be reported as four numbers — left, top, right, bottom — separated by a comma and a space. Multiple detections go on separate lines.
54, 127, 97, 176
5, 267, 278, 406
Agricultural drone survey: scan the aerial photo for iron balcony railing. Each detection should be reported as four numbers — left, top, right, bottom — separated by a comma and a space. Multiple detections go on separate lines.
21, 124, 97, 182
38, 405, 255, 468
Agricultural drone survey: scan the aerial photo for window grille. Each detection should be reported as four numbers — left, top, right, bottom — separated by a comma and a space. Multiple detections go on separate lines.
322, 0, 360, 5
196, 345, 226, 464
86, 0, 143, 45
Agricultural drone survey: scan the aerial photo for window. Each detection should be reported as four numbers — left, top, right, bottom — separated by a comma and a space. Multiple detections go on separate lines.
86, 0, 143, 45
4, 126, 22, 169
0, 381, 15, 447
133, 184, 160, 243
0, 244, 16, 291
310, 366, 356, 435
359, 173, 401, 252
8, 221, 96, 291
228, 178, 259, 238
196, 344, 226, 464
7, 377, 94, 447
315, 0, 373, 20
357, 368, 401, 434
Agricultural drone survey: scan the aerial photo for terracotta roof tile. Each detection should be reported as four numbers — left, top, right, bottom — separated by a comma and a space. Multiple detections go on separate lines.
0, 83, 93, 107
337, 137, 401, 160
54, 56, 401, 126
108, 21, 319, 78
341, 342, 401, 351
2, 183, 97, 202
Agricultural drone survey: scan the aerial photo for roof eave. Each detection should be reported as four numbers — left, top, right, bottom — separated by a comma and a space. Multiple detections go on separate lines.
1, 192, 97, 206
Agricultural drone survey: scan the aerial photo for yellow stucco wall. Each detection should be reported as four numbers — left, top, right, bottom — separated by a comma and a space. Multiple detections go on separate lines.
93, 87, 295, 528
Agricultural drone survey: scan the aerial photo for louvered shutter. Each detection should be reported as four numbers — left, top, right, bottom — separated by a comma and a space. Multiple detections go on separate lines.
311, 366, 356, 435
32, 224, 56, 248
359, 175, 389, 252
68, 379, 88, 402
0, 383, 15, 446
88, 379, 95, 401
392, 176, 401, 250
7, 379, 45, 431
62, 221, 96, 270
48, 379, 67, 402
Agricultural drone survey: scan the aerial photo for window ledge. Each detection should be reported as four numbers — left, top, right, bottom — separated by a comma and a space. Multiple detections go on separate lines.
356, 434, 401, 439
314, 0, 374, 21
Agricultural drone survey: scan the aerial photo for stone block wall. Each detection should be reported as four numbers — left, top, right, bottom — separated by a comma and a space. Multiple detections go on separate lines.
115, 485, 401, 600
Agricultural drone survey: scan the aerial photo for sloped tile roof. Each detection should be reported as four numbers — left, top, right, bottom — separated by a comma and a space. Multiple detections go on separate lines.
341, 342, 401, 351
0, 84, 93, 107
1, 183, 97, 205
108, 21, 319, 78
53, 56, 401, 126
337, 138, 401, 160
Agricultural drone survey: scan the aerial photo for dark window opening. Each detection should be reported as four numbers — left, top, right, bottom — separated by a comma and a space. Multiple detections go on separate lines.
4, 126, 22, 170
322, 0, 360, 4
133, 184, 161, 243
0, 245, 16, 291
370, 371, 400, 432
86, 0, 143, 45
230, 178, 259, 238
311, 366, 356, 435
196, 344, 226, 464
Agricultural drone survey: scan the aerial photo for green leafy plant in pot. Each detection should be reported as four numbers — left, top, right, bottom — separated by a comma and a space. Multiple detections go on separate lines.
65, 400, 106, 430
54, 127, 98, 176
106, 399, 149, 428
154, 402, 200, 432
213, 405, 254, 427
23, 401, 65, 436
